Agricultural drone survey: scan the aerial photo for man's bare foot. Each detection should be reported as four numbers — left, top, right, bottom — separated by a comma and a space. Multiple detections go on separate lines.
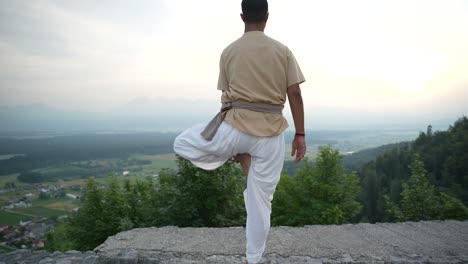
232, 153, 251, 176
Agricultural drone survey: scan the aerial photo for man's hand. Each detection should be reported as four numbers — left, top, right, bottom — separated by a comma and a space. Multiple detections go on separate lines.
287, 83, 306, 164
291, 135, 306, 164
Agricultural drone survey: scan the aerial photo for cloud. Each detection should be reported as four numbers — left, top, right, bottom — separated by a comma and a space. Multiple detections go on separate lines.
0, 1, 170, 110
0, 0, 467, 117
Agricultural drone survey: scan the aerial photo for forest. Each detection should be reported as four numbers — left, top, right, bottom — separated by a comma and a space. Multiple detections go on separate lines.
0, 132, 176, 176
357, 116, 468, 223
43, 117, 468, 251
1, 116, 466, 252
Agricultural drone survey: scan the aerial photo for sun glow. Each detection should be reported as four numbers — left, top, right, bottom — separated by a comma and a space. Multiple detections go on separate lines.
0, 0, 466, 113
388, 51, 447, 94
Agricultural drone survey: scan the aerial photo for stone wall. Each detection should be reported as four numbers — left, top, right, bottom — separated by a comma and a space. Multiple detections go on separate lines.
1, 220, 468, 263
0, 249, 97, 264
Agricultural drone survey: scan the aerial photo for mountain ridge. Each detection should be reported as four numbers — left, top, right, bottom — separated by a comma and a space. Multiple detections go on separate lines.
0, 99, 456, 132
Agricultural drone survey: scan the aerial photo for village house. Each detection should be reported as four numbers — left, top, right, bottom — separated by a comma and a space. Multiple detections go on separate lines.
19, 220, 31, 226
0, 224, 9, 233
66, 193, 79, 199
1, 219, 53, 250
2, 228, 16, 241
25, 222, 53, 239
3, 199, 32, 209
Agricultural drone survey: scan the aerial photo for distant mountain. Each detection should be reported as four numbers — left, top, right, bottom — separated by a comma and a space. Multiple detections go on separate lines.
0, 97, 456, 133
111, 97, 218, 117
341, 142, 412, 173
0, 98, 218, 133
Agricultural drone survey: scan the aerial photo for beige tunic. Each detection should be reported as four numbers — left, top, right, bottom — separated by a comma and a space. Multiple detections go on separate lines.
217, 31, 306, 137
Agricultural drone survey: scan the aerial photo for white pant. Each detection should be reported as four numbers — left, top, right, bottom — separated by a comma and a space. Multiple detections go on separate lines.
173, 121, 285, 263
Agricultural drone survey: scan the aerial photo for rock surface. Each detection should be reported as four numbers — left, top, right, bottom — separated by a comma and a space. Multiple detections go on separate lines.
1, 220, 468, 263
0, 249, 98, 264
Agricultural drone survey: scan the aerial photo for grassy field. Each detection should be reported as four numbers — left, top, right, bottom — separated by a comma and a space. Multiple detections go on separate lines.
55, 179, 87, 187
130, 153, 177, 172
0, 198, 76, 225
33, 165, 91, 180
0, 244, 14, 252
26, 154, 178, 182
0, 154, 24, 160
0, 153, 179, 216
32, 198, 79, 211
11, 206, 67, 217
0, 210, 31, 225
0, 173, 20, 186
0, 189, 24, 204
42, 200, 79, 211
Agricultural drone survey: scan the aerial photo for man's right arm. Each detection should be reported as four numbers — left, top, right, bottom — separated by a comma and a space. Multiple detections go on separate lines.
287, 83, 306, 164
217, 52, 228, 91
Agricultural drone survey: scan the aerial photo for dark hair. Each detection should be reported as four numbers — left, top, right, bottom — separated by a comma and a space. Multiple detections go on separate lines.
241, 0, 268, 23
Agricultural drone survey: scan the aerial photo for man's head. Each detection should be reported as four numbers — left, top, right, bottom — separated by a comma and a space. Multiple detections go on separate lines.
241, 0, 269, 24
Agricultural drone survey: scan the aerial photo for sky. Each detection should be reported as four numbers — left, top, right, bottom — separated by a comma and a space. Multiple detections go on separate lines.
0, 0, 467, 123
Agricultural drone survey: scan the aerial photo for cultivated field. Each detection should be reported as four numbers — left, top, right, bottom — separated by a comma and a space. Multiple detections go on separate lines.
0, 210, 32, 225
0, 154, 24, 160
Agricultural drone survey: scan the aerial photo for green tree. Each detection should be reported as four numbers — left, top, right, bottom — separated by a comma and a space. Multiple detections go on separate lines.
65, 177, 108, 251
439, 192, 468, 220
361, 163, 380, 223
400, 153, 440, 221
270, 173, 300, 226
101, 176, 125, 234
39, 191, 49, 199
356, 116, 468, 223
44, 229, 55, 252
3, 181, 16, 189
157, 156, 245, 227
63, 175, 163, 250
57, 189, 66, 198
272, 146, 363, 226
44, 224, 74, 252
17, 171, 44, 183
384, 153, 468, 222
122, 177, 159, 228
414, 116, 468, 204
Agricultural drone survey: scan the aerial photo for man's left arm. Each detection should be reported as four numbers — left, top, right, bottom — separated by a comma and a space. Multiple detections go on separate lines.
286, 47, 306, 163
287, 83, 306, 164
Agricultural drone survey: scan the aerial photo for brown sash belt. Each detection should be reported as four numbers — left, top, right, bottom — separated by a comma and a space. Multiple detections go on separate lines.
200, 101, 283, 141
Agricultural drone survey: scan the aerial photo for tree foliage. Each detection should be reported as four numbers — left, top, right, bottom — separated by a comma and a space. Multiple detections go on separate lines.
358, 116, 468, 223
65, 178, 108, 251
272, 146, 363, 226
44, 224, 74, 252
44, 117, 468, 251
383, 154, 468, 222
61, 176, 163, 251
157, 157, 245, 227
17, 171, 44, 183
48, 156, 245, 251
0, 132, 175, 175
399, 154, 440, 220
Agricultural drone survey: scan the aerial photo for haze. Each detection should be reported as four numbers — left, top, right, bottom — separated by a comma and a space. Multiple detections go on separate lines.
0, 0, 467, 130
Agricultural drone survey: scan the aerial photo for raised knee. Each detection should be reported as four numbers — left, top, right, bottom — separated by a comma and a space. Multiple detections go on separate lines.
173, 135, 184, 155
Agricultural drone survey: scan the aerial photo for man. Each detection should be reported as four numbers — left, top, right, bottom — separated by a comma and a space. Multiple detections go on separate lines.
173, 0, 306, 263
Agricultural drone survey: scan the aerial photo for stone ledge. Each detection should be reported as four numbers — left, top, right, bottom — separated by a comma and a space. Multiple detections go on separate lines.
1, 220, 468, 263
0, 249, 98, 264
